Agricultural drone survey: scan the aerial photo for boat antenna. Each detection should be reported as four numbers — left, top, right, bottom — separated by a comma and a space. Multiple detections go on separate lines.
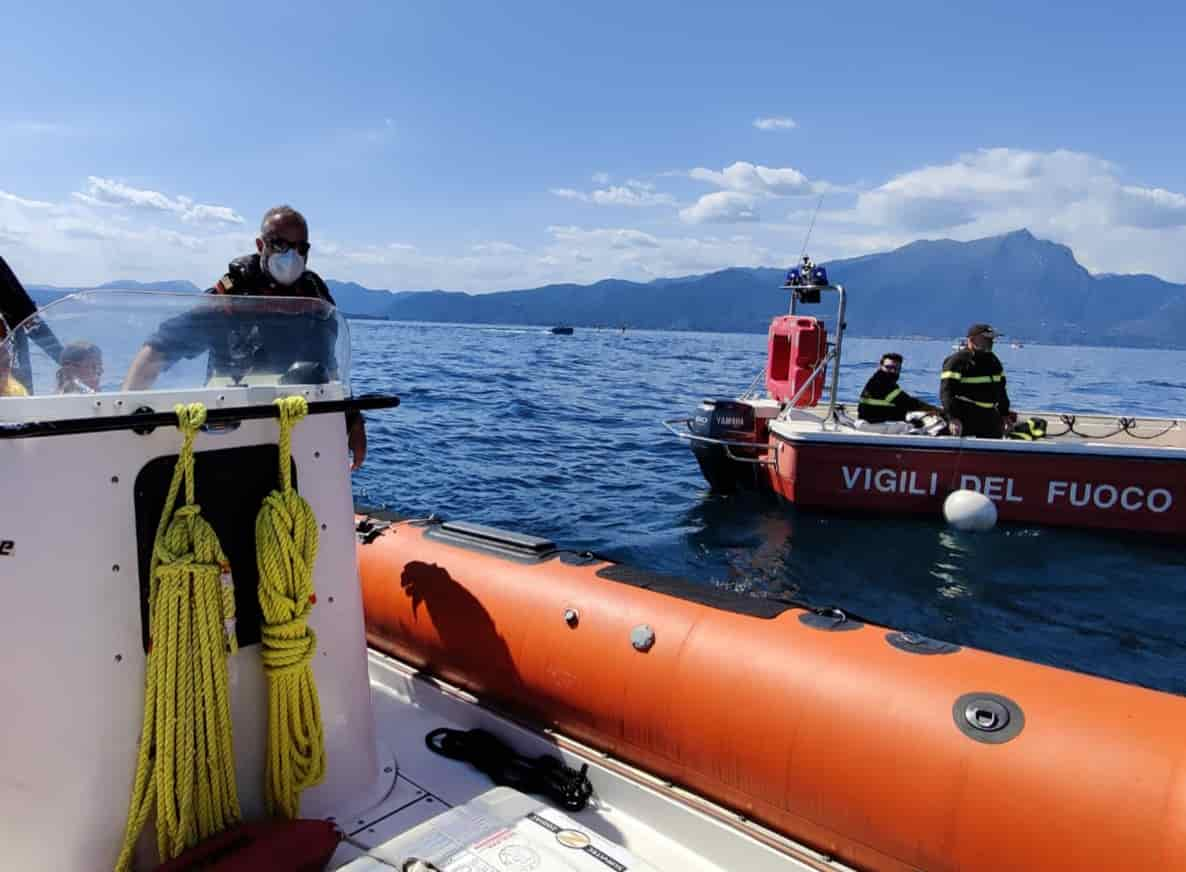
799, 194, 824, 261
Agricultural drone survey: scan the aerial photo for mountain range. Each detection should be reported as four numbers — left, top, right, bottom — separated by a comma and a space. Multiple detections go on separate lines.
22, 230, 1186, 348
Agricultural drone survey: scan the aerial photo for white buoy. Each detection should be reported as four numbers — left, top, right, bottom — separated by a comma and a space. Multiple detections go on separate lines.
943, 489, 998, 532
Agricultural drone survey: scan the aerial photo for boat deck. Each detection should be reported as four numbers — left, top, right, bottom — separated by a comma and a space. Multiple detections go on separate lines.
773, 407, 1186, 452
331, 652, 843, 871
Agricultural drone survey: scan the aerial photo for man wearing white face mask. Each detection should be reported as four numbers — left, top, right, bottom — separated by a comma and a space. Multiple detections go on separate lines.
122, 205, 368, 468
213, 205, 331, 299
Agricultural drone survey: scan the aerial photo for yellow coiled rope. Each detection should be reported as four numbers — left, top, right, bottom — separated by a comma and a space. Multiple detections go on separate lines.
256, 395, 326, 818
116, 403, 240, 871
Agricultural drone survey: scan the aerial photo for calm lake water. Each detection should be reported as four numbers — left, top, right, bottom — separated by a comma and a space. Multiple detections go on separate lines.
349, 321, 1186, 696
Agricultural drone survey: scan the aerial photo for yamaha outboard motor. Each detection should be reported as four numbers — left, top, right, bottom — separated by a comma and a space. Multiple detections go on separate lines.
689, 399, 765, 493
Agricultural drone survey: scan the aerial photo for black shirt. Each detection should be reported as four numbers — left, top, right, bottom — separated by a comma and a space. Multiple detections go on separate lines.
145, 254, 339, 382
857, 370, 931, 423
1, 254, 63, 391
940, 349, 1010, 417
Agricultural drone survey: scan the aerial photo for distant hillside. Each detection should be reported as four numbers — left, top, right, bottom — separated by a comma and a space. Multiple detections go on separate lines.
92, 279, 202, 293
821, 230, 1185, 346
17, 231, 1186, 347
324, 280, 422, 317
26, 279, 201, 308
355, 229, 1186, 346
382, 268, 788, 332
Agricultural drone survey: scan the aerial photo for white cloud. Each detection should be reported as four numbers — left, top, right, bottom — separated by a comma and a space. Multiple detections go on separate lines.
690, 161, 818, 196
6, 147, 1186, 295
549, 179, 676, 208
73, 176, 244, 225
593, 186, 676, 207
0, 190, 55, 210
182, 204, 243, 225
551, 188, 587, 201
547, 226, 662, 249
0, 180, 252, 286
680, 192, 760, 224
306, 224, 777, 291
753, 116, 797, 131
853, 149, 1122, 230
1113, 185, 1186, 229
538, 225, 775, 279
472, 241, 525, 255
845, 148, 1186, 277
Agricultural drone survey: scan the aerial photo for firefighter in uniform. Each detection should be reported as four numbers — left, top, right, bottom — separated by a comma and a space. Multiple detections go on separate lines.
940, 324, 1015, 438
122, 205, 368, 468
857, 352, 939, 423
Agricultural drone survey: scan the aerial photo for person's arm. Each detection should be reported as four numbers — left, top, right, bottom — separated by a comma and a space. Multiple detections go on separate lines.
940, 354, 964, 435
897, 388, 939, 415
121, 303, 216, 390
1, 254, 63, 368
122, 345, 168, 390
347, 412, 366, 470
0, 255, 38, 326
939, 355, 962, 416
26, 318, 62, 363
998, 361, 1011, 417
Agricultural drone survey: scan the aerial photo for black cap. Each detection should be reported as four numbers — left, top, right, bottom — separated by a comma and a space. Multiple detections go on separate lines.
967, 323, 1001, 339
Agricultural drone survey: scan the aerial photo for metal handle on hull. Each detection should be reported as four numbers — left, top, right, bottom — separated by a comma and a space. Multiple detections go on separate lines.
661, 418, 773, 452
723, 444, 774, 466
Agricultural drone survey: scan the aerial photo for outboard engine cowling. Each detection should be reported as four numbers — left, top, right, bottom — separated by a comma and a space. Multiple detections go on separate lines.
689, 399, 766, 493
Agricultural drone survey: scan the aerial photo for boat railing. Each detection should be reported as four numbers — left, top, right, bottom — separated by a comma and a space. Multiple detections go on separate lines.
773, 349, 838, 423
660, 418, 775, 465
738, 367, 767, 401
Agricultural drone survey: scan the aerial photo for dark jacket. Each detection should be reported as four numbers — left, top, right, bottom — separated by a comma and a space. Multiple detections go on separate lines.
210, 254, 335, 304
857, 370, 931, 423
941, 348, 1010, 437
146, 254, 339, 380
1, 254, 63, 391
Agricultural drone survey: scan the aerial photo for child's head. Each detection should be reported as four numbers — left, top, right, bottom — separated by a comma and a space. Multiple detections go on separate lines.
57, 340, 104, 393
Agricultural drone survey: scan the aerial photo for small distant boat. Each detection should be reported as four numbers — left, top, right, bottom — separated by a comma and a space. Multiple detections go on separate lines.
549, 325, 574, 335
1011, 341, 1024, 349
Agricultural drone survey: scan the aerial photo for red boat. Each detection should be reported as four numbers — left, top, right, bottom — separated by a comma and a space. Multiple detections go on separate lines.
666, 256, 1186, 535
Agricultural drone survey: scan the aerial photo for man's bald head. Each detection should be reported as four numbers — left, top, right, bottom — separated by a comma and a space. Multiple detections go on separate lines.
260, 205, 308, 239
256, 205, 310, 272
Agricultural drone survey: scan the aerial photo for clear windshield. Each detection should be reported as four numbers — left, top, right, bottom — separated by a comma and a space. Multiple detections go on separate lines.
0, 290, 351, 397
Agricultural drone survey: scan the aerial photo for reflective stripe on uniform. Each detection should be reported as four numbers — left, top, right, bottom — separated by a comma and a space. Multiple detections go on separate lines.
859, 387, 902, 407
955, 394, 998, 409
960, 374, 1003, 384
940, 370, 962, 380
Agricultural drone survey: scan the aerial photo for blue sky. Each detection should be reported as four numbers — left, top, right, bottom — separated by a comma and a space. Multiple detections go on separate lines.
3, 0, 1186, 290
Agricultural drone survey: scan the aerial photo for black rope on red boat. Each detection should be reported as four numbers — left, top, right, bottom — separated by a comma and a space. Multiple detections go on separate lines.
424, 727, 593, 811
1044, 414, 1075, 437
1118, 417, 1179, 440
1049, 414, 1177, 441
1052, 414, 1125, 439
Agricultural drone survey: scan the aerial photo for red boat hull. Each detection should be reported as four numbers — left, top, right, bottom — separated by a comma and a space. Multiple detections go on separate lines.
765, 432, 1186, 534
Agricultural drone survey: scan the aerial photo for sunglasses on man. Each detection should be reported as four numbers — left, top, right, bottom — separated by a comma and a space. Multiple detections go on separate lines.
264, 237, 312, 257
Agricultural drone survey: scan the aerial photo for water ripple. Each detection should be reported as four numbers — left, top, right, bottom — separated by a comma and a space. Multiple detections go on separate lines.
350, 321, 1186, 696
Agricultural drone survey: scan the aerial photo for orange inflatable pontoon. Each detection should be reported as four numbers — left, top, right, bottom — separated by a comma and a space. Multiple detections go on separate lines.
358, 514, 1186, 872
